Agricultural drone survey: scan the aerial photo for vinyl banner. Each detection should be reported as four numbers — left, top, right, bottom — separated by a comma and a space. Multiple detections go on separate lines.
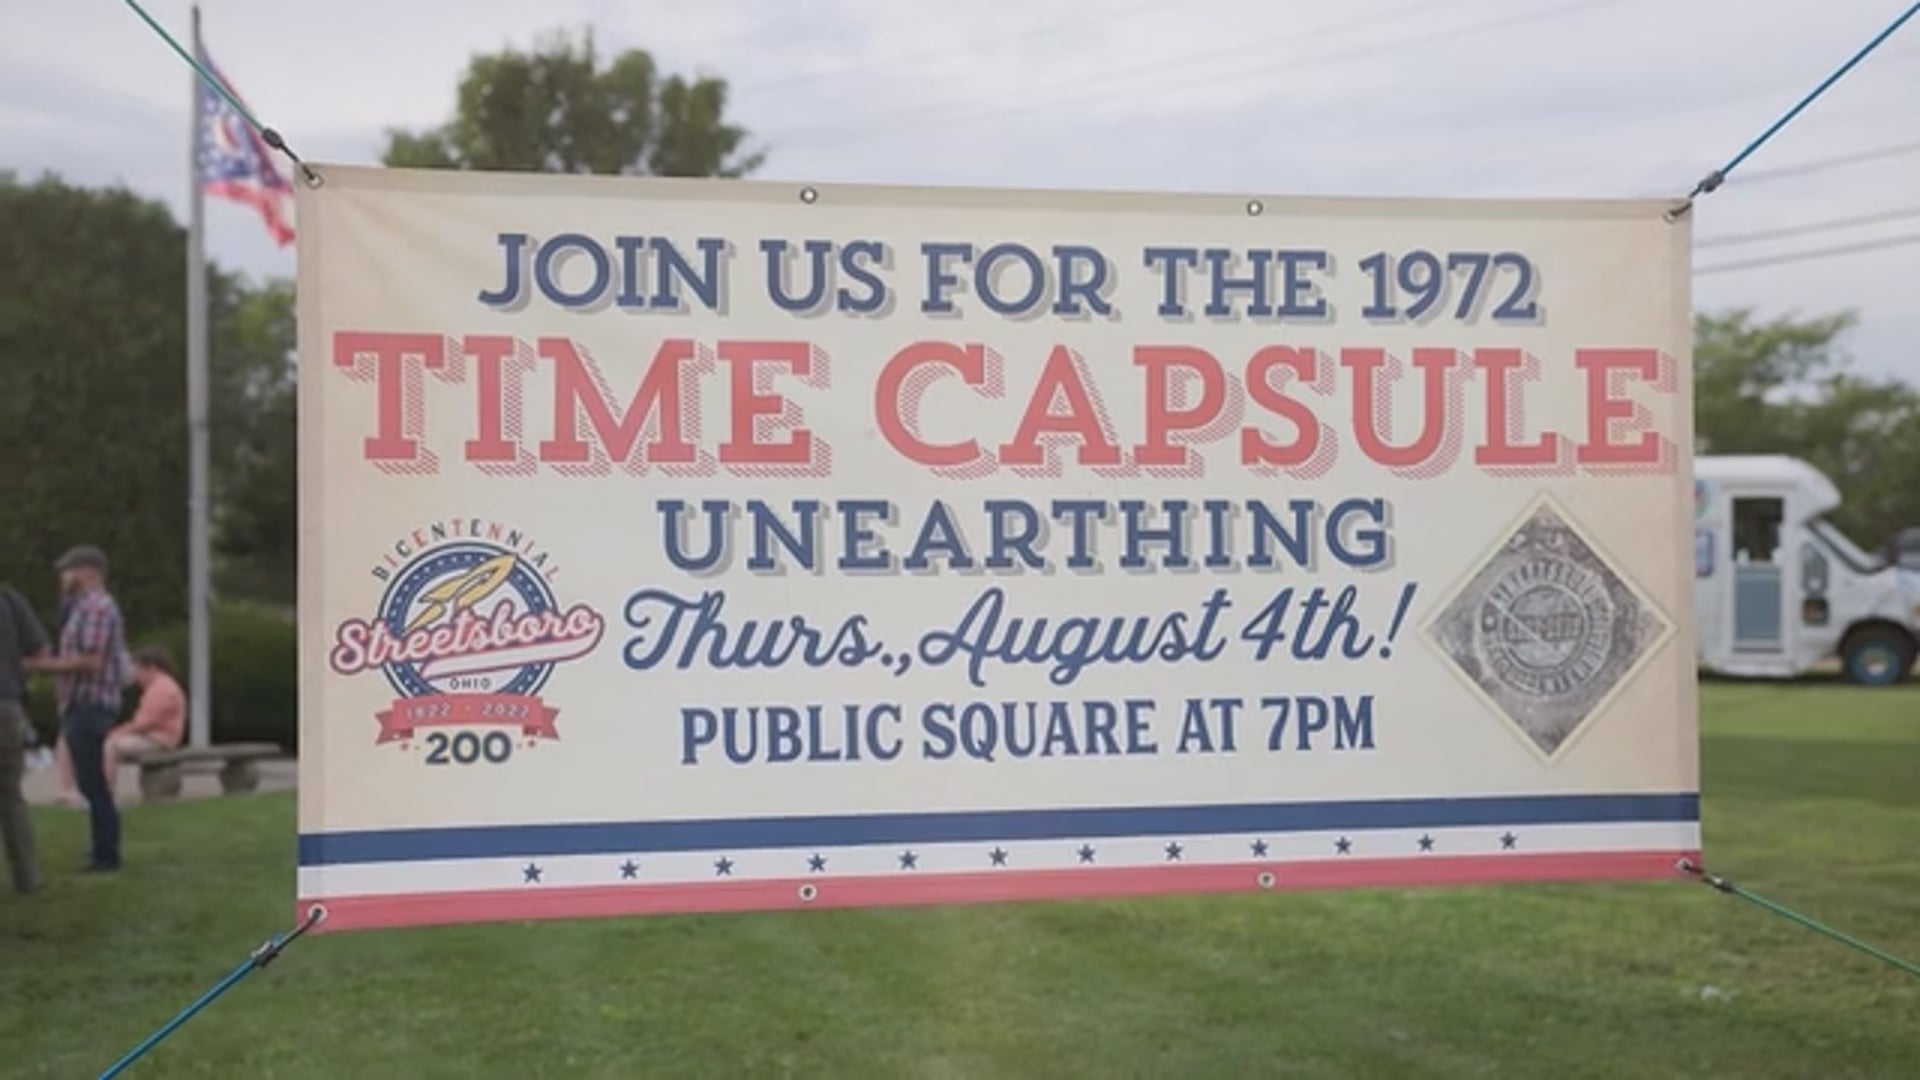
295, 165, 1699, 933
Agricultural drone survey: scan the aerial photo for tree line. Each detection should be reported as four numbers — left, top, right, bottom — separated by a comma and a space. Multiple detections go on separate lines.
4, 28, 1917, 641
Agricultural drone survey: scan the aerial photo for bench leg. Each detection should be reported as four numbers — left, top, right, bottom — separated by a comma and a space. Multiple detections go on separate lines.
219, 759, 261, 794
140, 765, 184, 801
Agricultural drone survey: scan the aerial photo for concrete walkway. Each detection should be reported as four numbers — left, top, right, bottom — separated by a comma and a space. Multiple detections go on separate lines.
20, 755, 296, 807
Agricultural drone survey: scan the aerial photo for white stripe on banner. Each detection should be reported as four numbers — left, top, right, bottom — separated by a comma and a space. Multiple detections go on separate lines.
299, 821, 1701, 899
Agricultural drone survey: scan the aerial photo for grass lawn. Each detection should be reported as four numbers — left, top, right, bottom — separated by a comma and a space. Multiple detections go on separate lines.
3, 681, 1917, 1079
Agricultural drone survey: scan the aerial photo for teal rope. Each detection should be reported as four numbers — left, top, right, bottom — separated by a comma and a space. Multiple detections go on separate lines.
97, 908, 325, 1079
118, 0, 318, 184
120, 0, 261, 132
1673, 1, 1920, 215
1681, 861, 1920, 980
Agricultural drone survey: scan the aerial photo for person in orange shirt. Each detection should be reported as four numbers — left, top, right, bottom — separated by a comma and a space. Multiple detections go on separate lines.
104, 646, 187, 790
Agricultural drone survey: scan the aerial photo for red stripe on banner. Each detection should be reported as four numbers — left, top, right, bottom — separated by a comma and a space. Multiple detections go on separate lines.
299, 849, 1699, 934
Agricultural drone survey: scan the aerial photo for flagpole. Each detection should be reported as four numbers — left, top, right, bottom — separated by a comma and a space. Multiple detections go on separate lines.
186, 2, 212, 751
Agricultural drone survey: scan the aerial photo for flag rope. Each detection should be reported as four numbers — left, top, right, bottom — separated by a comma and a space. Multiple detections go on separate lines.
1677, 860, 1920, 980
1668, 1, 1920, 219
97, 906, 327, 1079
119, 0, 321, 186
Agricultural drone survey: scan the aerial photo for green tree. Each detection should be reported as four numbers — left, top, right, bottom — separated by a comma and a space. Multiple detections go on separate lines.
381, 28, 765, 177
0, 173, 301, 630
210, 278, 297, 604
1693, 309, 1920, 548
0, 173, 188, 633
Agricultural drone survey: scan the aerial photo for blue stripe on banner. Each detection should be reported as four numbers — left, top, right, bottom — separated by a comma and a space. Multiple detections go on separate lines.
298, 792, 1699, 867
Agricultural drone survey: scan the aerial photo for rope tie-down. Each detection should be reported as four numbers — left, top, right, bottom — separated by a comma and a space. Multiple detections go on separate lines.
1676, 859, 1920, 980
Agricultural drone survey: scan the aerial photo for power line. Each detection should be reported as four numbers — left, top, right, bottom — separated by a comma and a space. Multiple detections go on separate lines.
1732, 137, 1920, 184
731, 0, 1178, 97
1675, 0, 1920, 207
1461, 44, 1920, 178
1695, 231, 1920, 275
1698, 205, 1920, 248
776, 0, 1619, 147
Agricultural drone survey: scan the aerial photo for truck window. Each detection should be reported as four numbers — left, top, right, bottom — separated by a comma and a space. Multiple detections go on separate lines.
1732, 497, 1783, 564
1808, 518, 1887, 575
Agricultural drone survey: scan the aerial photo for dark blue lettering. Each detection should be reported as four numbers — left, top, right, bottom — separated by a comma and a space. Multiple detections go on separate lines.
838, 240, 888, 314
1143, 247, 1199, 317
985, 499, 1044, 570
1204, 248, 1273, 318
748, 500, 821, 571
921, 242, 973, 314
837, 500, 895, 571
1276, 250, 1330, 318
479, 232, 529, 307
659, 499, 732, 572
762, 238, 833, 312
1051, 245, 1113, 316
1118, 499, 1190, 570
904, 499, 974, 570
535, 233, 611, 308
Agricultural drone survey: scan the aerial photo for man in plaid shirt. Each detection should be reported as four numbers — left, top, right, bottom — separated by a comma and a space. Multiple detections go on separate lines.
26, 545, 129, 871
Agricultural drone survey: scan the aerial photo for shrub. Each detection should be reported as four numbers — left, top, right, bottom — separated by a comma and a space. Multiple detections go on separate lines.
22, 602, 297, 752
143, 603, 297, 751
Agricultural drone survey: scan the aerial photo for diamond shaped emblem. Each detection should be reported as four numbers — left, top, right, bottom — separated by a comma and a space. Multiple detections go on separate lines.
1426, 498, 1672, 759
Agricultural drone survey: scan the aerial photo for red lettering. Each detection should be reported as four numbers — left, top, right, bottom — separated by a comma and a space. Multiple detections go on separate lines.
462, 335, 536, 473
1576, 348, 1665, 465
1134, 346, 1226, 468
718, 340, 816, 467
1472, 348, 1561, 467
537, 337, 698, 473
1344, 347, 1462, 473
998, 346, 1122, 468
874, 341, 990, 468
332, 332, 449, 470
1241, 346, 1324, 468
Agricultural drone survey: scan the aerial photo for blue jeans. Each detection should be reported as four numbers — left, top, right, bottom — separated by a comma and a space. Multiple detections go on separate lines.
63, 705, 119, 868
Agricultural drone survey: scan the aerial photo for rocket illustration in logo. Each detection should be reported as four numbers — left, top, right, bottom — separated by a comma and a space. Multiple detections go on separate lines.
329, 534, 606, 750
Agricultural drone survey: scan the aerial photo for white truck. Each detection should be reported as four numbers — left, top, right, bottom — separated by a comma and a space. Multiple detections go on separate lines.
1693, 454, 1920, 685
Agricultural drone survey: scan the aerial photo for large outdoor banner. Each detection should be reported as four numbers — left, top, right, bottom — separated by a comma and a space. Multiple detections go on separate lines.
295, 165, 1699, 933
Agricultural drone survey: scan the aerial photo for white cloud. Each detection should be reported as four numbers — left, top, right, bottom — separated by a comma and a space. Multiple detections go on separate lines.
4, 0, 1914, 373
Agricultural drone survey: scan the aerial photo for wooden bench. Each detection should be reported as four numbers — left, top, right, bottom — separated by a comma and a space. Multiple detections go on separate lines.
126, 743, 284, 800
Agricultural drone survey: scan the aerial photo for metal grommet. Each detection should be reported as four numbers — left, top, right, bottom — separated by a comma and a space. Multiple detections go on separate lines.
798, 883, 819, 903
305, 903, 330, 926
1256, 871, 1276, 890
300, 164, 324, 189
799, 187, 819, 204
1675, 858, 1698, 875
1246, 199, 1264, 216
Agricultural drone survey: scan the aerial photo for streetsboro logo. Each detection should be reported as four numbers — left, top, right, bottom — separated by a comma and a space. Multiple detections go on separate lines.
329, 527, 605, 748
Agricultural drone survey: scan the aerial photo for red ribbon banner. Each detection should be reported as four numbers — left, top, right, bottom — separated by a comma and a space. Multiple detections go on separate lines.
375, 693, 560, 744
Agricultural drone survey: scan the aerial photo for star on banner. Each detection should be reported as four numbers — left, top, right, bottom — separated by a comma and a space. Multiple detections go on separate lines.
1418, 835, 1436, 853
1335, 837, 1353, 855
714, 857, 735, 877
988, 847, 1009, 867
898, 850, 919, 870
1250, 839, 1270, 858
1164, 842, 1184, 862
807, 853, 828, 873
1077, 844, 1097, 864
618, 860, 639, 880
1501, 832, 1518, 850
522, 863, 542, 884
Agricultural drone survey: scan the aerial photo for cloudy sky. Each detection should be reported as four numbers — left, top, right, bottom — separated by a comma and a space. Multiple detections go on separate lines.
6, 0, 1917, 377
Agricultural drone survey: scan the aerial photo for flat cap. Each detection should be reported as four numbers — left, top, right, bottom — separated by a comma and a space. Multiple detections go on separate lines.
54, 545, 108, 572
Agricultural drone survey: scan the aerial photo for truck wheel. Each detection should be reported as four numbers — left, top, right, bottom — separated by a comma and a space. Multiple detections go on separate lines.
1841, 626, 1917, 686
